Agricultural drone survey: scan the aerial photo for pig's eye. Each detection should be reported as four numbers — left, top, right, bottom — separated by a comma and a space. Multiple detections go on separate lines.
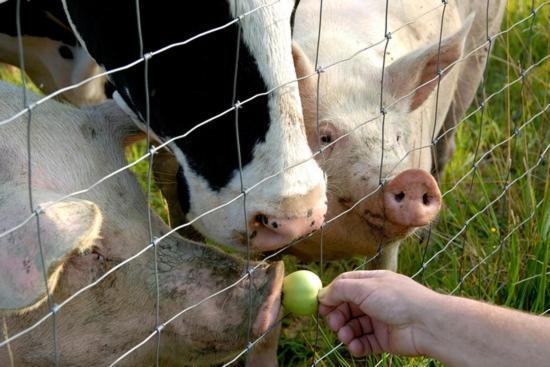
320, 134, 332, 144
317, 122, 340, 156
396, 133, 401, 142
58, 45, 74, 60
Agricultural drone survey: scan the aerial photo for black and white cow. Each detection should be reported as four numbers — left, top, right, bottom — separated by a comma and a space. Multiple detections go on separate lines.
62, 0, 327, 252
0, 0, 107, 106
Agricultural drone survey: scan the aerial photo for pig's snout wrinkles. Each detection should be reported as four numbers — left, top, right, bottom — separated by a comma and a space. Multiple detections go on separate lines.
250, 185, 327, 251
384, 169, 441, 227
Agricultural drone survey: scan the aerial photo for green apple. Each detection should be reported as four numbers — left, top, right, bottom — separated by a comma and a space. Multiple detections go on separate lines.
282, 270, 323, 316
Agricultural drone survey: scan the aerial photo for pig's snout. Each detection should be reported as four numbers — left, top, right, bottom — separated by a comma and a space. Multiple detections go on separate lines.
384, 169, 441, 227
250, 203, 326, 252
252, 261, 284, 337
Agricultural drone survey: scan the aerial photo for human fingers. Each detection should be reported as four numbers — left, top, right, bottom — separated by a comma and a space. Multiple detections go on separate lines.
318, 278, 373, 307
348, 333, 384, 357
332, 270, 391, 282
324, 303, 352, 331
337, 315, 374, 344
323, 301, 367, 331
318, 304, 335, 316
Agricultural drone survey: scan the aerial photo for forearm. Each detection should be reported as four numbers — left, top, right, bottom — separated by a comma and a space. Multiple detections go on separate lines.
418, 294, 550, 367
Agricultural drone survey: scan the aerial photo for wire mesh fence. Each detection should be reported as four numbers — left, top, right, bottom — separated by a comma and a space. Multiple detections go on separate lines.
0, 0, 548, 366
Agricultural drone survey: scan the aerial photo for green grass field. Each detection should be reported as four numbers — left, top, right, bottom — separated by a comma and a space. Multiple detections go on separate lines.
1, 1, 547, 365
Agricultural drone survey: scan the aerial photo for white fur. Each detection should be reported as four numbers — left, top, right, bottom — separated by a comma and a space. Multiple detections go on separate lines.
294, 0, 464, 194
289, 0, 478, 268
169, 0, 327, 248
58, 0, 326, 249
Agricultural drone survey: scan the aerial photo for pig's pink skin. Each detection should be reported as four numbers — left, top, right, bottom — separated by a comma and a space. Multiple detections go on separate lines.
0, 83, 283, 367
288, 0, 504, 271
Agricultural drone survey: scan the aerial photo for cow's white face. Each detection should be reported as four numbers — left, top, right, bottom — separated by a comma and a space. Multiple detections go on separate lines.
163, 0, 328, 252
171, 81, 327, 251
62, 0, 328, 252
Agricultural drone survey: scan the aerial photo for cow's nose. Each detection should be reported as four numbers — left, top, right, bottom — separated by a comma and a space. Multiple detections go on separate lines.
249, 186, 327, 251
383, 169, 441, 227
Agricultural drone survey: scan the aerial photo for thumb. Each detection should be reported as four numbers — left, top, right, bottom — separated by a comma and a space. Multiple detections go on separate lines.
318, 278, 376, 307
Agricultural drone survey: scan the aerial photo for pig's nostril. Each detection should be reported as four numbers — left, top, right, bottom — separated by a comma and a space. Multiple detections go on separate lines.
422, 193, 431, 206
394, 192, 405, 203
255, 214, 269, 226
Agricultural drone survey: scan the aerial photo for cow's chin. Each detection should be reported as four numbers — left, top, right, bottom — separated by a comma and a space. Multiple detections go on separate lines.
287, 192, 416, 262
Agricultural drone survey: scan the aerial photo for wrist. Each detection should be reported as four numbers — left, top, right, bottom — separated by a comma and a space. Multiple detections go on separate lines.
411, 291, 451, 357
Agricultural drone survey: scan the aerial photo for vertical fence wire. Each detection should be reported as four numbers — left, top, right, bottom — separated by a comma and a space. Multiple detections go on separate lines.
0, 1, 548, 366
418, 0, 449, 284
15, 0, 59, 365
133, 1, 162, 364
229, 0, 255, 358
1, 6, 546, 353
311, 0, 325, 363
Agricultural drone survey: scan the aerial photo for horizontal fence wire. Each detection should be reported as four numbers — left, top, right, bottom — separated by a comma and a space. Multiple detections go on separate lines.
450, 199, 545, 295
0, 0, 548, 365
2, 0, 546, 246
1, 0, 547, 353
0, 0, 283, 128
412, 107, 549, 279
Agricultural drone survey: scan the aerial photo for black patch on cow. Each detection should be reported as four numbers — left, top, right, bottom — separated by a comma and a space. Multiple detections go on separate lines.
64, 1, 272, 193
0, 0, 77, 46
176, 167, 190, 215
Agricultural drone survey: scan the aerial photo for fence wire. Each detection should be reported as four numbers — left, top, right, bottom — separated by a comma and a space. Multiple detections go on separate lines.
0, 0, 548, 366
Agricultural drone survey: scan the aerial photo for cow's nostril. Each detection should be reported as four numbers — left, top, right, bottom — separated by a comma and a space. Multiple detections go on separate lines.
422, 193, 430, 206
394, 192, 405, 203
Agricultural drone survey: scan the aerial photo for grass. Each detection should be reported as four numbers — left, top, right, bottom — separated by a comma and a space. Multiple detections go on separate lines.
0, 1, 547, 365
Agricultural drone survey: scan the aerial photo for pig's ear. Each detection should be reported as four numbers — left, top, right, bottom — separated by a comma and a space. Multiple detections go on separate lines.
292, 42, 318, 128
384, 13, 474, 112
0, 189, 102, 314
95, 100, 146, 146
293, 42, 316, 97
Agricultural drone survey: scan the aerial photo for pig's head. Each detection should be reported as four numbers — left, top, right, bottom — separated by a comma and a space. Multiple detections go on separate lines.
0, 86, 283, 366
0, 0, 107, 106
289, 15, 474, 261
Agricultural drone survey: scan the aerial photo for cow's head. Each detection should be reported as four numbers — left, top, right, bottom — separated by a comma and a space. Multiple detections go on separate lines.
63, 0, 327, 252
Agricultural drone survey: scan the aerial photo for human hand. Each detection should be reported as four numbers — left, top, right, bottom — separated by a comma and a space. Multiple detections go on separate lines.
318, 270, 441, 357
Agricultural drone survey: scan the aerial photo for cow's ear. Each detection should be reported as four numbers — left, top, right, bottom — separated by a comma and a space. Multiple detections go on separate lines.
0, 187, 102, 314
384, 13, 474, 112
